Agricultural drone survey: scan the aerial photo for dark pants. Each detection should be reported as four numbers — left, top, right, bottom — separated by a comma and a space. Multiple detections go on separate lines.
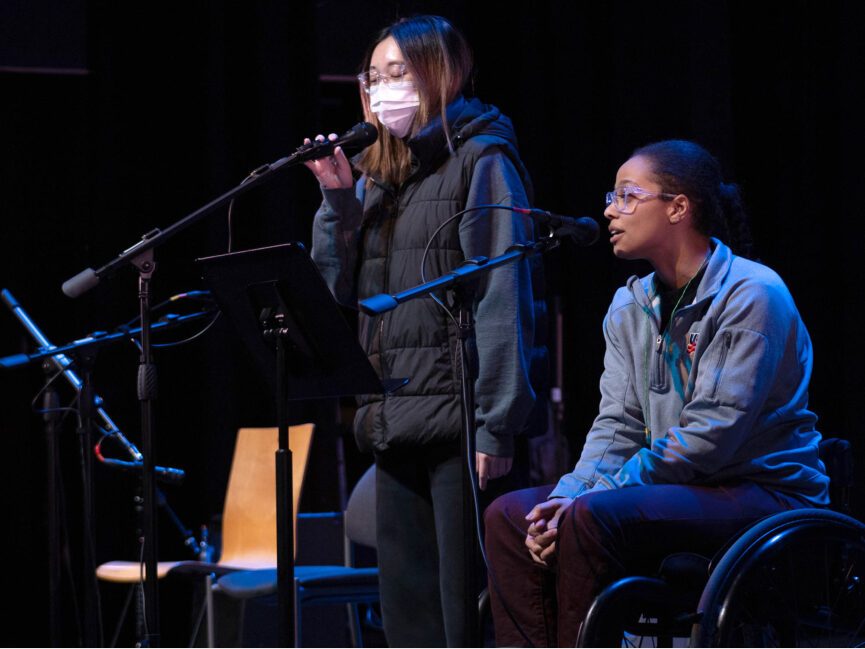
484, 482, 810, 647
376, 441, 528, 648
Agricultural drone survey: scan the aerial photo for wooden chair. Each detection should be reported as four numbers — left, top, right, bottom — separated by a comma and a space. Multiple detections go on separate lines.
96, 424, 314, 646
215, 463, 380, 647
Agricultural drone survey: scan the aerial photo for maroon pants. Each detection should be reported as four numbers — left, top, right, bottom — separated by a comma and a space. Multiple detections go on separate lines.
483, 482, 809, 647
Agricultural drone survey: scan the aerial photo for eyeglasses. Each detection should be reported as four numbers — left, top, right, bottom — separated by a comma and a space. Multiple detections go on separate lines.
357, 62, 410, 93
605, 186, 679, 214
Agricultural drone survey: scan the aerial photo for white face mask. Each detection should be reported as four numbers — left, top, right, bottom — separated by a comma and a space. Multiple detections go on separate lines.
369, 83, 420, 139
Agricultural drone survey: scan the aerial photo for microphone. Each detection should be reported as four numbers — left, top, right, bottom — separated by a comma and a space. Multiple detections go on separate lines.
275, 122, 378, 167
513, 208, 600, 246
98, 457, 186, 484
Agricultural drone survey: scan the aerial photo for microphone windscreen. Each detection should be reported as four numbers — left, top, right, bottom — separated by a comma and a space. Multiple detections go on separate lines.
562, 218, 600, 246
340, 122, 378, 152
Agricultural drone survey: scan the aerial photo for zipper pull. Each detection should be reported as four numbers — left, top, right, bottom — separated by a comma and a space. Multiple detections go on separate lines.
655, 335, 663, 353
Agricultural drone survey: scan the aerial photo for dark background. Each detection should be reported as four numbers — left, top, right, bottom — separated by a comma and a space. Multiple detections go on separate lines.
2, 1, 863, 645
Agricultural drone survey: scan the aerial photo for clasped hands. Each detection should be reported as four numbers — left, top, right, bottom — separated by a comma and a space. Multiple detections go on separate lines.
524, 496, 573, 567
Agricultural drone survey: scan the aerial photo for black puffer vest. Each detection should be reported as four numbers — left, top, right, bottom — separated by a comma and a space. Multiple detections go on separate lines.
354, 97, 546, 452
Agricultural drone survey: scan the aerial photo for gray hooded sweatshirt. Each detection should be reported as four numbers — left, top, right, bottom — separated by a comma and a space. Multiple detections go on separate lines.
551, 239, 829, 505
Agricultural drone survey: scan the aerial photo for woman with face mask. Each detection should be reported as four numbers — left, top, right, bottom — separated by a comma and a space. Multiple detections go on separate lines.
303, 15, 547, 647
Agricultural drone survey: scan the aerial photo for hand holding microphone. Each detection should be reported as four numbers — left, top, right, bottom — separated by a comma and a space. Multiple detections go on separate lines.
299, 122, 378, 190
303, 133, 354, 189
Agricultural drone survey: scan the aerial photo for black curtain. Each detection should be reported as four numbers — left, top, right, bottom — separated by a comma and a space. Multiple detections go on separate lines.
2, 1, 863, 645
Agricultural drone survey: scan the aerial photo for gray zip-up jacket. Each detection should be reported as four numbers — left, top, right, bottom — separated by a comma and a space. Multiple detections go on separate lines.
551, 239, 829, 505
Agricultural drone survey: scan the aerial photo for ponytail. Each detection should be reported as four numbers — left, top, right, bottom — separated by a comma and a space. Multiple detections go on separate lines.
633, 140, 755, 259
718, 182, 753, 259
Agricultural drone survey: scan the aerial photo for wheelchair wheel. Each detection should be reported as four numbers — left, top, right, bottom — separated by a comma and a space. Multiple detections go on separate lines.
692, 508, 865, 647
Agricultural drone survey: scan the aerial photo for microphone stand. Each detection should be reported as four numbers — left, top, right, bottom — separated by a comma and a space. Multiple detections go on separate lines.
56, 142, 341, 647
132, 248, 160, 646
1, 289, 142, 460
359, 231, 569, 647
60, 135, 367, 300
42, 359, 63, 647
0, 289, 197, 646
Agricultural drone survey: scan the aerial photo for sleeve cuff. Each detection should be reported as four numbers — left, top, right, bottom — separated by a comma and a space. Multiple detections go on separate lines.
548, 473, 592, 499
320, 187, 361, 219
475, 430, 514, 457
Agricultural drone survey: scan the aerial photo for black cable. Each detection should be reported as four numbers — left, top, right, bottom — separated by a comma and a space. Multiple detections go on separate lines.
119, 291, 214, 330
418, 200, 520, 327
59, 481, 85, 646
138, 537, 150, 639
421, 199, 537, 645
152, 312, 221, 349
227, 170, 260, 253
464, 381, 535, 648
77, 422, 105, 647
29, 366, 67, 411
122, 310, 218, 352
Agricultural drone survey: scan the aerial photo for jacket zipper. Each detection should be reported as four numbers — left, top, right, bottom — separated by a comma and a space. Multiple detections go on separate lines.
377, 184, 402, 386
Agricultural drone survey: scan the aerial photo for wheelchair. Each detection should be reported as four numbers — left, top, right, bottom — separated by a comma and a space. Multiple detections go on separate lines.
576, 438, 865, 647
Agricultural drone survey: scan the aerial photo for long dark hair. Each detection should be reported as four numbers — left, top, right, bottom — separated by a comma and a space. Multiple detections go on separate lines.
633, 140, 754, 258
355, 15, 473, 187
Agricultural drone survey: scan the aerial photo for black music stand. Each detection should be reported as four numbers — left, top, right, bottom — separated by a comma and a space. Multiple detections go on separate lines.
197, 242, 403, 647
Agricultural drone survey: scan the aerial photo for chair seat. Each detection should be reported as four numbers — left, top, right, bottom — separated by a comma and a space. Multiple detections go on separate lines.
167, 559, 276, 580
297, 565, 379, 591
216, 566, 379, 600
96, 560, 182, 583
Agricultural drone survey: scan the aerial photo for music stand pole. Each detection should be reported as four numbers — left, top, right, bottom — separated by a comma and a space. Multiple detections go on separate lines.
198, 242, 401, 647
274, 327, 295, 647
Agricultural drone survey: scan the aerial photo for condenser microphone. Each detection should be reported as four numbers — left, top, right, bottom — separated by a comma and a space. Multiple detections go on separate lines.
513, 208, 600, 246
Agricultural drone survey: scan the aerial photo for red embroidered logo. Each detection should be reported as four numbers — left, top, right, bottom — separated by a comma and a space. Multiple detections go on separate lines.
687, 332, 699, 355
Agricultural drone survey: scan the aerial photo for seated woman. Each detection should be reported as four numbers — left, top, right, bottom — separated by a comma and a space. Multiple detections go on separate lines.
484, 139, 829, 647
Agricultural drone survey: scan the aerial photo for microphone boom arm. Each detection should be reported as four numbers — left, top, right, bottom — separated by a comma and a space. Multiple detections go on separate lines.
61, 122, 378, 298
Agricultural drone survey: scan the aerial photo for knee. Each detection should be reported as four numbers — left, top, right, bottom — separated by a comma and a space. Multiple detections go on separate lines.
557, 492, 615, 552
484, 485, 551, 548
484, 490, 526, 541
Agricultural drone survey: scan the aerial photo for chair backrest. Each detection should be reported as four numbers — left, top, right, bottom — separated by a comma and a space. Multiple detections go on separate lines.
219, 424, 314, 567
819, 437, 853, 513
344, 464, 377, 550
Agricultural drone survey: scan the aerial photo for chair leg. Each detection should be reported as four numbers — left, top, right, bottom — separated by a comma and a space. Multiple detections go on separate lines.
294, 581, 302, 648
205, 573, 216, 648
347, 603, 363, 648
134, 582, 147, 643
105, 583, 136, 648
187, 596, 207, 649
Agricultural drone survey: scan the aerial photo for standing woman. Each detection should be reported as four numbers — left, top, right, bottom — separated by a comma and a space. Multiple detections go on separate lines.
304, 15, 546, 647
484, 140, 828, 647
